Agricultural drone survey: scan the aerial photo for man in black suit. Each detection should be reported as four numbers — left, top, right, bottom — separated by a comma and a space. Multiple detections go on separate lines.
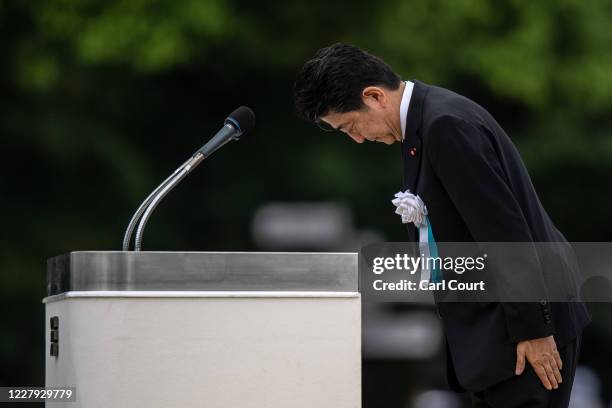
293, 43, 590, 407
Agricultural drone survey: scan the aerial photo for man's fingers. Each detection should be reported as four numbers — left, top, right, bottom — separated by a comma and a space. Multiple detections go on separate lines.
534, 364, 553, 390
515, 348, 526, 375
550, 357, 563, 384
543, 362, 559, 389
554, 350, 563, 371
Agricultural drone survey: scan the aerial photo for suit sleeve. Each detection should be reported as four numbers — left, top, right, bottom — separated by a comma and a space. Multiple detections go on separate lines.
426, 115, 555, 343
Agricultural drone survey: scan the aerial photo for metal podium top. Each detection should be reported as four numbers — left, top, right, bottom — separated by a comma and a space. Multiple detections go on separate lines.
46, 251, 358, 296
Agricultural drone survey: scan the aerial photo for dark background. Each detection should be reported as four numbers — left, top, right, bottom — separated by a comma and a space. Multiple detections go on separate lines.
1, 0, 612, 406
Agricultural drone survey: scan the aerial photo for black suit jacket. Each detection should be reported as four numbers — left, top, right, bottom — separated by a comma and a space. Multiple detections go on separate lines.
400, 80, 591, 391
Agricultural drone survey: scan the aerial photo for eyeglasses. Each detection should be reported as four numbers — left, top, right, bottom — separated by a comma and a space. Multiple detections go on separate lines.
315, 120, 338, 132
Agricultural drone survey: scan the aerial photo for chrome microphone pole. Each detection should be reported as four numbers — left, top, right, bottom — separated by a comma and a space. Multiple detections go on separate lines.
122, 157, 193, 251
132, 152, 205, 251
122, 107, 254, 251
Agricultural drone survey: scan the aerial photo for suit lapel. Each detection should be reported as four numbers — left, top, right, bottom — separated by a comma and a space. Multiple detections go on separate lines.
400, 80, 428, 241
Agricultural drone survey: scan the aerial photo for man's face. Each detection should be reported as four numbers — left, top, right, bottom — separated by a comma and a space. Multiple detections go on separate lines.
318, 87, 401, 145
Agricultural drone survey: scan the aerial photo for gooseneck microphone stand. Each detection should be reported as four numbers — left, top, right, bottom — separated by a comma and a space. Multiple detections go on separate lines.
122, 108, 253, 251
122, 153, 205, 251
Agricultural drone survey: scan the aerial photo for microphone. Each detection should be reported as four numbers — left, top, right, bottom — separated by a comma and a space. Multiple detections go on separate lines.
198, 106, 256, 158
122, 106, 256, 251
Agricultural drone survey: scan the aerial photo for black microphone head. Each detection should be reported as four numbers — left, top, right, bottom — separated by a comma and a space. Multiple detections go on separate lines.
225, 106, 256, 135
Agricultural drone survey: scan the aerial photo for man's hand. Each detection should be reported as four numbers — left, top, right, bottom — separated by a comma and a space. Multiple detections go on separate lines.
515, 335, 563, 390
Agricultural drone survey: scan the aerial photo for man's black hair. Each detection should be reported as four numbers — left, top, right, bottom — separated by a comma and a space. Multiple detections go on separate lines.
293, 43, 402, 123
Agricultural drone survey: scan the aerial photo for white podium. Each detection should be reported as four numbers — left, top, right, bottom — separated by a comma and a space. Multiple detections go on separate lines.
44, 251, 361, 408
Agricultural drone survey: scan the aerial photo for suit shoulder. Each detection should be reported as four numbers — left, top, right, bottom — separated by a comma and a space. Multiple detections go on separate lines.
421, 84, 491, 131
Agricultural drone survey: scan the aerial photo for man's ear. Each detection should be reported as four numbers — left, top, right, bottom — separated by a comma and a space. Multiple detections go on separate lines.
362, 86, 387, 109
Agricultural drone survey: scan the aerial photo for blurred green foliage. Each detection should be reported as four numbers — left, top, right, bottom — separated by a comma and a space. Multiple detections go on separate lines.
1, 0, 612, 395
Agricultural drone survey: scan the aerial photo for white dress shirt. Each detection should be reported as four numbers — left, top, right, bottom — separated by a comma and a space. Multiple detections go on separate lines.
399, 80, 414, 140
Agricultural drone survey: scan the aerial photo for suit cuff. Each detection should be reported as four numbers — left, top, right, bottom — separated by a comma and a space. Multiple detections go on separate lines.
502, 301, 556, 343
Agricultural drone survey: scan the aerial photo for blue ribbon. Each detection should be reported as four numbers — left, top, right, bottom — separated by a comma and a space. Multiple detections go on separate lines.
426, 217, 442, 283
418, 215, 442, 283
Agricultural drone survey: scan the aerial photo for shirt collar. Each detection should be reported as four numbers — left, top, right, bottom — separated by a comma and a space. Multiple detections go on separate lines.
400, 80, 414, 141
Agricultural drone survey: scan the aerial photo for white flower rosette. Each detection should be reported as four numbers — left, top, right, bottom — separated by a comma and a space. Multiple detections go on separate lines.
391, 190, 428, 227
391, 190, 434, 282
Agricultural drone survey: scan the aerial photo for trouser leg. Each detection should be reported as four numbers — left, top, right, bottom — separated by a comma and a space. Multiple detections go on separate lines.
470, 336, 581, 408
